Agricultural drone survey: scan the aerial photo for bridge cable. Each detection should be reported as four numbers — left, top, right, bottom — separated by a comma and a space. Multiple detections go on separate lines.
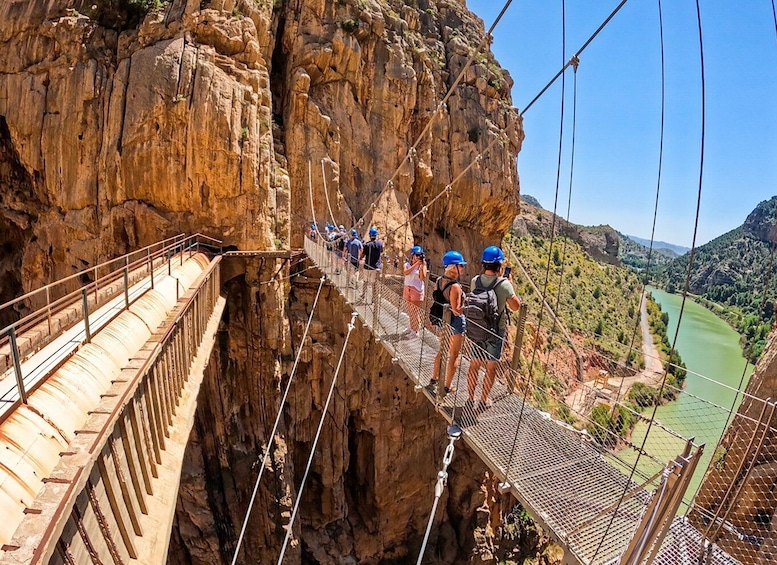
520, 0, 632, 117
351, 0, 516, 233
590, 0, 707, 558
612, 0, 669, 414
276, 311, 358, 565
415, 425, 462, 565
503, 0, 569, 485
690, 0, 777, 525
308, 159, 318, 230
545, 57, 579, 370
230, 275, 327, 565
321, 159, 338, 228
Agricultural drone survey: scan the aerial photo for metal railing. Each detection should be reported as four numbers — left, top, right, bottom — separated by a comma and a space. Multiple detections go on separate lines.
0, 233, 222, 405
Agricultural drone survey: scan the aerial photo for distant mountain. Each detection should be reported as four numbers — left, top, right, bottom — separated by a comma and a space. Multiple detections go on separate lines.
625, 234, 689, 256
512, 202, 620, 265
520, 194, 542, 208
656, 196, 777, 361
617, 232, 675, 271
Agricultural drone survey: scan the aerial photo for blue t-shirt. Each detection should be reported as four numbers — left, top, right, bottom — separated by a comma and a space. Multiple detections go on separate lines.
345, 238, 363, 261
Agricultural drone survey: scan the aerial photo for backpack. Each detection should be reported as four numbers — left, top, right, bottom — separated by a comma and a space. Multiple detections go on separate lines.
465, 276, 503, 343
430, 279, 456, 325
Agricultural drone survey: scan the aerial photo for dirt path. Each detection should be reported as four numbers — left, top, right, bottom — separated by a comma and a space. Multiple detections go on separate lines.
565, 295, 664, 413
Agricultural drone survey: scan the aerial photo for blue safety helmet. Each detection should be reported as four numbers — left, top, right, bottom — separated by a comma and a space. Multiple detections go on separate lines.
350, 229, 358, 237
442, 250, 467, 267
410, 245, 424, 255
481, 245, 505, 263
369, 226, 378, 237
311, 224, 317, 231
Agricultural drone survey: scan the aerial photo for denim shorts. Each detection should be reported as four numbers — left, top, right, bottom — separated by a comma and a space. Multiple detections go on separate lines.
450, 314, 466, 335
471, 328, 505, 361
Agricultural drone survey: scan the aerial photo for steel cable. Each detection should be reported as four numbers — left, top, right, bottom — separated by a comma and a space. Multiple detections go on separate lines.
276, 311, 358, 565
230, 276, 326, 565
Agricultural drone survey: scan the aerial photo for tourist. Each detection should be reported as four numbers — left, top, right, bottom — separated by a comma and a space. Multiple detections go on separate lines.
334, 225, 346, 273
360, 227, 384, 303
403, 245, 427, 335
345, 228, 363, 287
465, 245, 520, 411
429, 250, 467, 396
308, 223, 318, 241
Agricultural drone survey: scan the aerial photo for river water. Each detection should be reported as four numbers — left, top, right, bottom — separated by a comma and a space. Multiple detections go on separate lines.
623, 288, 754, 501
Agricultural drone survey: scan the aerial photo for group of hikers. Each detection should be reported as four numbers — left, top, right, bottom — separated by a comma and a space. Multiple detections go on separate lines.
421, 246, 521, 411
311, 222, 522, 412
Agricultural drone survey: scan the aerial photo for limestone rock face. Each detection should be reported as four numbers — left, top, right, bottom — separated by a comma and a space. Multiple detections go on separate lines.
0, 0, 284, 299
0, 0, 531, 562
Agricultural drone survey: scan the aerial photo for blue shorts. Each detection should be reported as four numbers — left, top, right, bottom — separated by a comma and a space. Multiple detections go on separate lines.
471, 328, 505, 361
450, 314, 466, 335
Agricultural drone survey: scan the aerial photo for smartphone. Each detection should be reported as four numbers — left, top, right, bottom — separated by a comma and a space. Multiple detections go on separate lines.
503, 266, 512, 278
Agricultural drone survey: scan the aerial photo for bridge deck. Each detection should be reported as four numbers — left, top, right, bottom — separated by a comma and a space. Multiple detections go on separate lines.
304, 238, 737, 565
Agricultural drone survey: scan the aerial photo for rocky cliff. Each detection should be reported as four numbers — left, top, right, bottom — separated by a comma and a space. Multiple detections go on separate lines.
0, 0, 530, 562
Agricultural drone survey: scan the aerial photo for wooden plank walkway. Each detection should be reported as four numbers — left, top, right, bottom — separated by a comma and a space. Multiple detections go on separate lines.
304, 238, 739, 565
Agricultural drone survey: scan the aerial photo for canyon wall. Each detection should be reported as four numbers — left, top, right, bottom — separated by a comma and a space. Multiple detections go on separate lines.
0, 0, 534, 562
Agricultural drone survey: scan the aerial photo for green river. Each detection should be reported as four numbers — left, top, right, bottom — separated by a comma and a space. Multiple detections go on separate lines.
624, 288, 754, 500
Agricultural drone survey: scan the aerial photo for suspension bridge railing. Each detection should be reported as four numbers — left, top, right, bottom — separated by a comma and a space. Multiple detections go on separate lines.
0, 233, 222, 410
303, 236, 745, 565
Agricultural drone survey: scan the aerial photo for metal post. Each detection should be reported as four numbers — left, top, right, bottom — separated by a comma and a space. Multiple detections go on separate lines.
511, 303, 528, 373
9, 327, 27, 404
149, 249, 154, 290
175, 277, 179, 301
124, 266, 130, 309
81, 288, 92, 342
94, 265, 98, 302
45, 286, 52, 336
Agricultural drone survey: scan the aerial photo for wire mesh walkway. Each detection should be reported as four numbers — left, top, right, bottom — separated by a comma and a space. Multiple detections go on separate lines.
304, 237, 740, 565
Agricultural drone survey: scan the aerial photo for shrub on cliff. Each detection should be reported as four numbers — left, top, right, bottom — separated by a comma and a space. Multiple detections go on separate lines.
86, 0, 162, 29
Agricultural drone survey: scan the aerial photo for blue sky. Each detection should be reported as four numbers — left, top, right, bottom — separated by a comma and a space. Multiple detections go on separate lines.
466, 0, 777, 247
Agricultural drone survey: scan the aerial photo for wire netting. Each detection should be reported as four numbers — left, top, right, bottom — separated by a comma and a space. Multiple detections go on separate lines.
303, 237, 756, 565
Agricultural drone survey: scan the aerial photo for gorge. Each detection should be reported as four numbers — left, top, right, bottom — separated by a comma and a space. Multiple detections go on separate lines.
0, 0, 545, 562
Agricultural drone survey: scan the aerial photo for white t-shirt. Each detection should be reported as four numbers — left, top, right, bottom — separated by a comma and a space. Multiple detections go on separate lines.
404, 261, 424, 292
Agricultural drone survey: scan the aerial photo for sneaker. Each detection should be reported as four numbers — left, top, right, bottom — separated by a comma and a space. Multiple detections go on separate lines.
444, 386, 457, 395
428, 379, 438, 389
478, 399, 493, 411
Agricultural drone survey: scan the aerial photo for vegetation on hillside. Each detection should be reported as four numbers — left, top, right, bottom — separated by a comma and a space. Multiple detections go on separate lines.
505, 231, 643, 368
652, 196, 777, 363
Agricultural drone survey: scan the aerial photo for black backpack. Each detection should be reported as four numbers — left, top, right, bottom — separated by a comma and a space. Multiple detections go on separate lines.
465, 276, 503, 343
430, 279, 456, 325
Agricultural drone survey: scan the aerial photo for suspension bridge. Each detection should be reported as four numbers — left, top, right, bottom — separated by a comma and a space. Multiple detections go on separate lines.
0, 231, 773, 564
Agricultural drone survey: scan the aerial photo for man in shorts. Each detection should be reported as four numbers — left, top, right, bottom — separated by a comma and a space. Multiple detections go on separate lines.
466, 246, 521, 411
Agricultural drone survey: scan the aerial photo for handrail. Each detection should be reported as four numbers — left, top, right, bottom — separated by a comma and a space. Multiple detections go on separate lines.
0, 234, 223, 406
0, 233, 222, 315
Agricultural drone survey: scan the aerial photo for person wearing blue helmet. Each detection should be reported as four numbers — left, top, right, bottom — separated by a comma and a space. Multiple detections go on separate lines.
429, 250, 467, 396
466, 245, 521, 412
403, 245, 428, 334
359, 227, 384, 303
308, 223, 318, 241
345, 228, 363, 277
